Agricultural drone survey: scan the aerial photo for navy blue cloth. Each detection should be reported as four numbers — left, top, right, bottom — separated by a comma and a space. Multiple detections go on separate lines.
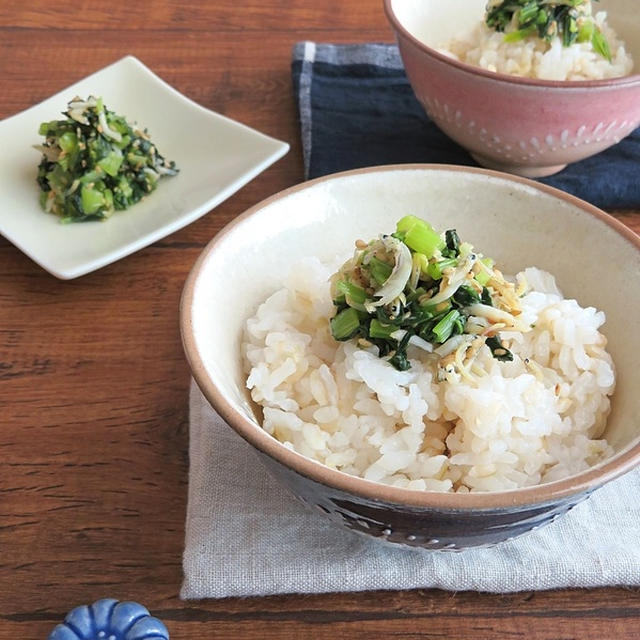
292, 43, 640, 210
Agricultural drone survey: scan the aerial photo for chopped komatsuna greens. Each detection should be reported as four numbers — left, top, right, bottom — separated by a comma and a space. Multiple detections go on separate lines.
485, 0, 612, 61
35, 96, 179, 222
329, 216, 531, 374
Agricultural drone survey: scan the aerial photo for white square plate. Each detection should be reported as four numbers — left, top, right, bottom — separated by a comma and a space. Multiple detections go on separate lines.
0, 55, 289, 279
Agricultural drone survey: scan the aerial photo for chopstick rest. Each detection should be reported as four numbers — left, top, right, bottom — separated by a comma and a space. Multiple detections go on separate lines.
48, 598, 169, 640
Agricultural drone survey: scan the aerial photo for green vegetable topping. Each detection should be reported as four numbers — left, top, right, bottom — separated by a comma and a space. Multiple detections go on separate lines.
330, 308, 362, 341
329, 217, 531, 375
35, 96, 179, 222
485, 0, 612, 61
395, 215, 445, 257
485, 335, 514, 362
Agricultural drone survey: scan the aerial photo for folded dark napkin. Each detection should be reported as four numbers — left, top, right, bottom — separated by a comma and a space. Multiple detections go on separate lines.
292, 42, 640, 209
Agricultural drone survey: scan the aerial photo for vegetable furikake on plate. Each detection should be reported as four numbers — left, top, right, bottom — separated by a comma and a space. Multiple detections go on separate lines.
35, 96, 178, 223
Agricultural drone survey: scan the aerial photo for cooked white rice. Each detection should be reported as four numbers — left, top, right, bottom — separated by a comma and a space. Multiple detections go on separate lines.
243, 258, 615, 493
440, 11, 633, 80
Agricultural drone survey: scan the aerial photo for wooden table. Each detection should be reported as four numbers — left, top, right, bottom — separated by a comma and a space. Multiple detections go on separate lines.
1, 2, 638, 638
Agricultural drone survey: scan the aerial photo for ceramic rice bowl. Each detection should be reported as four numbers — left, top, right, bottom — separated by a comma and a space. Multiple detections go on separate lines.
181, 165, 640, 549
384, 0, 640, 178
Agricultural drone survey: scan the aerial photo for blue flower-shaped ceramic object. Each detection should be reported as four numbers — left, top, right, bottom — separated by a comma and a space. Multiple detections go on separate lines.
48, 598, 169, 640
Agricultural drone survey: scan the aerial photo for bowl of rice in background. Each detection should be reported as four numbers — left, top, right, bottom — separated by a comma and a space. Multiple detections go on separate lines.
384, 0, 640, 177
181, 165, 640, 549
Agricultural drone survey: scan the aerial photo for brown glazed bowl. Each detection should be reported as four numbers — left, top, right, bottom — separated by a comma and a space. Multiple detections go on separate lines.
384, 0, 640, 178
181, 165, 640, 549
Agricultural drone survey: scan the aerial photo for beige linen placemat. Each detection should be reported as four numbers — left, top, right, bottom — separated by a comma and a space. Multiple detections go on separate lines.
181, 380, 640, 599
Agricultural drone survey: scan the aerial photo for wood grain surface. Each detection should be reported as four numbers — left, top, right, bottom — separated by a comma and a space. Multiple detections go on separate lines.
1, 2, 638, 638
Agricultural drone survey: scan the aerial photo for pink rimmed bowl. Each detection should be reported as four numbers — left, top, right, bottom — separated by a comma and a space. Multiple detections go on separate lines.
181, 165, 640, 549
384, 0, 640, 177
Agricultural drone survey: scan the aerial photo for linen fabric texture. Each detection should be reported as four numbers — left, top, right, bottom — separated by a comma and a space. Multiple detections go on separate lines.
182, 381, 640, 599
291, 41, 640, 209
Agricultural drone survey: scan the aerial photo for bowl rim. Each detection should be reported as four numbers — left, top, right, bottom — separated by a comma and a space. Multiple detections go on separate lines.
383, 0, 640, 89
181, 163, 640, 511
